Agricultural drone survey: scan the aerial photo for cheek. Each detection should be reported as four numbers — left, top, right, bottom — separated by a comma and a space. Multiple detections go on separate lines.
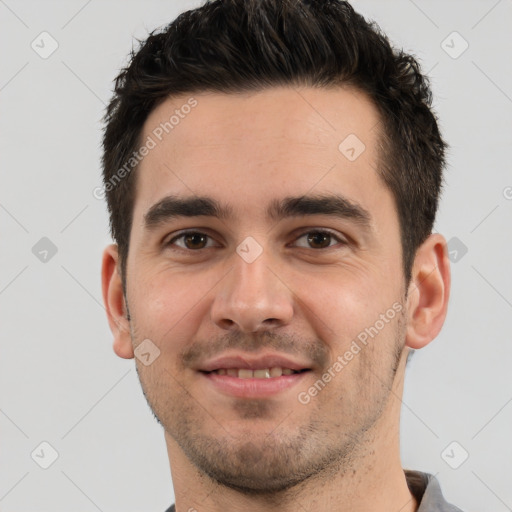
129, 269, 212, 344
293, 265, 393, 346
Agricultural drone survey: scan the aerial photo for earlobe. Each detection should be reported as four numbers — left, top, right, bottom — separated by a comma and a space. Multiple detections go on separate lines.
405, 234, 451, 350
101, 244, 134, 359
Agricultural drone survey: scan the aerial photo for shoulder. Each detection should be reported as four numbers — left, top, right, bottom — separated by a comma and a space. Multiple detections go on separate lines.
405, 469, 465, 512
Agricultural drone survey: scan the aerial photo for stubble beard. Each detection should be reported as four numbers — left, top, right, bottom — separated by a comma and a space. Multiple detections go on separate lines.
131, 309, 407, 496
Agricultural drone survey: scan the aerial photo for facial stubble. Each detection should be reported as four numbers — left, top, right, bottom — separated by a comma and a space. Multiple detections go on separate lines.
129, 305, 408, 496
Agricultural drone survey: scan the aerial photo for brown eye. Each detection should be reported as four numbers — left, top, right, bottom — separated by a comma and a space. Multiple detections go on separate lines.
293, 229, 347, 250
167, 231, 215, 250
183, 233, 208, 249
306, 232, 332, 249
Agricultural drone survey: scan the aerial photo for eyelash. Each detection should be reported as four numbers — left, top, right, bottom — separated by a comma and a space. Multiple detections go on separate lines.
165, 229, 347, 251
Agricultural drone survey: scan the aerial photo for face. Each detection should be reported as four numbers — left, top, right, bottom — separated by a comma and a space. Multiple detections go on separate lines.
119, 87, 411, 492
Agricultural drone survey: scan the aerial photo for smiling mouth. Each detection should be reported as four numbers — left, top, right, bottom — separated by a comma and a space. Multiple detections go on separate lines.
201, 368, 310, 379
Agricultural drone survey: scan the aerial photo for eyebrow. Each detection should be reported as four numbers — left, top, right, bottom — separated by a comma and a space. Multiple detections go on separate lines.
267, 194, 371, 227
143, 193, 372, 230
144, 196, 234, 228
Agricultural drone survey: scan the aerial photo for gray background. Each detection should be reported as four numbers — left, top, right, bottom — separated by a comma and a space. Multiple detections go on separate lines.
1, 0, 511, 510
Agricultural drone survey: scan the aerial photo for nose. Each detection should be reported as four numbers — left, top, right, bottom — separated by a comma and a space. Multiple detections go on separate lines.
210, 250, 294, 333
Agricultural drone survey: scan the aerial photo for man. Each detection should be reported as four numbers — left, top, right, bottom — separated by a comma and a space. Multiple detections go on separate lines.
100, 1, 463, 510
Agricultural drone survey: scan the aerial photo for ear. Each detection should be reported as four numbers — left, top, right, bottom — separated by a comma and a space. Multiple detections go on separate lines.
405, 233, 451, 349
101, 244, 134, 359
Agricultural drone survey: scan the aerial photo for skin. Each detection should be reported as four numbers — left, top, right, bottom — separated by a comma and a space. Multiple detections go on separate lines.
102, 86, 450, 512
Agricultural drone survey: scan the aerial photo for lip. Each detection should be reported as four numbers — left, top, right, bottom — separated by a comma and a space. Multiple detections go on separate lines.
197, 352, 312, 372
200, 370, 310, 399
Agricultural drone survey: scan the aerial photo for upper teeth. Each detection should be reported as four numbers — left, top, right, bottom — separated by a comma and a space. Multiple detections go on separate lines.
213, 368, 297, 378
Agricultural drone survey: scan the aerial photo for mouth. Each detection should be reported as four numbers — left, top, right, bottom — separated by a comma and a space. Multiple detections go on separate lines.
197, 354, 313, 398
201, 367, 310, 378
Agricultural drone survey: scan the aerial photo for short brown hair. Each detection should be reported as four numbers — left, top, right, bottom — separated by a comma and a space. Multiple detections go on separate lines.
102, 0, 446, 283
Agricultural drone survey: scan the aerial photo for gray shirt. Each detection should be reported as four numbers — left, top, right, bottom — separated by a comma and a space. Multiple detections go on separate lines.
164, 470, 465, 511
405, 470, 465, 511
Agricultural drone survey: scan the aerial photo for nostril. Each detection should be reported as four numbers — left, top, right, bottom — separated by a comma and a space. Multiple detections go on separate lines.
219, 319, 236, 329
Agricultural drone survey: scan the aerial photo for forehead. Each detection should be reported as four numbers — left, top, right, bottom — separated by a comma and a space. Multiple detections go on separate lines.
134, 86, 386, 220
